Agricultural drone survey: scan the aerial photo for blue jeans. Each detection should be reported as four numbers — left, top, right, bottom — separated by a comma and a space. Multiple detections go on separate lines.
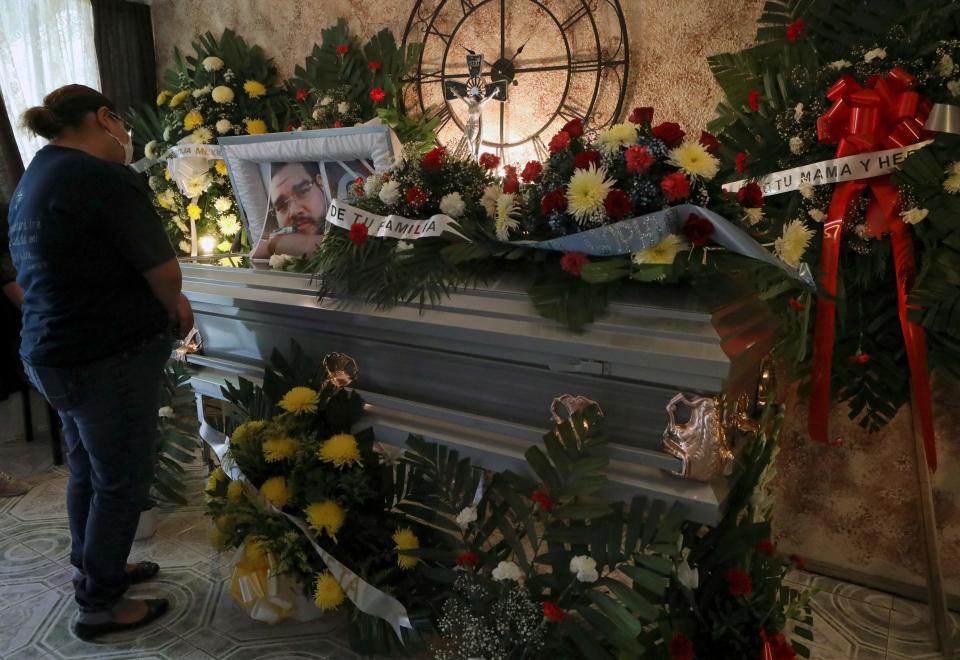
24, 333, 171, 610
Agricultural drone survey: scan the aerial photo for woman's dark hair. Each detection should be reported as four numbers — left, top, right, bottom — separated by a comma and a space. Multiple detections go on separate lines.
21, 84, 115, 140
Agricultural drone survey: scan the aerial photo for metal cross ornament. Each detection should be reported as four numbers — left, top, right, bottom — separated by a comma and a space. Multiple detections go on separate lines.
443, 52, 508, 160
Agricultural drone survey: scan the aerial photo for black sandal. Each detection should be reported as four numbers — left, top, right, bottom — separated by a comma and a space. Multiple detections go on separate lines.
124, 561, 160, 585
73, 598, 169, 641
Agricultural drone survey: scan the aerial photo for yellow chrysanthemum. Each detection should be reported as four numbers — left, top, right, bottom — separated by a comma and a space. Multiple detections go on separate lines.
304, 500, 346, 540
231, 420, 267, 447
243, 80, 267, 98
215, 159, 229, 176
260, 476, 290, 508
393, 527, 420, 569
245, 118, 268, 135
263, 436, 299, 462
318, 434, 363, 469
227, 479, 244, 502
279, 386, 319, 415
169, 90, 190, 108
187, 203, 202, 221
566, 165, 614, 226
156, 190, 175, 210
205, 466, 227, 493
183, 109, 203, 131
632, 234, 686, 266
667, 140, 720, 180
164, 167, 172, 181
597, 122, 637, 154
314, 571, 345, 611
774, 219, 814, 267
156, 91, 171, 106
244, 538, 267, 562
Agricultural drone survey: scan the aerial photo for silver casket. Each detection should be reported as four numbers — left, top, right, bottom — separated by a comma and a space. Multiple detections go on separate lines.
182, 262, 774, 523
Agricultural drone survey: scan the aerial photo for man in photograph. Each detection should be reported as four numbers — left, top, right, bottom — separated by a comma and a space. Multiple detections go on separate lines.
254, 161, 327, 258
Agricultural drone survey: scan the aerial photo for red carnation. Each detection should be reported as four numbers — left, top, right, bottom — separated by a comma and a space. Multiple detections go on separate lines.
748, 89, 761, 112
548, 130, 571, 153
562, 117, 584, 139
367, 60, 382, 71
849, 352, 872, 364
353, 176, 365, 193
629, 106, 654, 125
725, 568, 753, 596
786, 18, 806, 43
574, 149, 602, 170
335, 44, 349, 55
754, 539, 776, 557
736, 182, 764, 208
668, 633, 695, 660
479, 152, 500, 170
682, 213, 714, 247
370, 87, 386, 103
521, 160, 543, 182
541, 188, 568, 215
625, 144, 654, 174
761, 629, 797, 660
421, 146, 446, 170
651, 121, 685, 147
560, 251, 590, 277
789, 554, 806, 570
294, 88, 309, 102
698, 130, 720, 154
334, 120, 343, 128
502, 165, 520, 194
542, 600, 564, 622
405, 186, 428, 206
604, 189, 632, 219
735, 151, 749, 174
531, 489, 555, 511
349, 222, 368, 245
286, 121, 299, 132
456, 551, 479, 568
660, 172, 691, 201
788, 297, 806, 311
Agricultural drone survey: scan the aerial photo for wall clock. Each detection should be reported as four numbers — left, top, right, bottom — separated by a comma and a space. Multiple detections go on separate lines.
402, 0, 629, 165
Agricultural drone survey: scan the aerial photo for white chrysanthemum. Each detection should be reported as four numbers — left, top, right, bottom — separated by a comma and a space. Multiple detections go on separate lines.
481, 184, 501, 217
569, 555, 599, 583
320, 95, 333, 106
163, 126, 172, 141
173, 217, 189, 233
184, 172, 212, 198
439, 191, 466, 218
311, 109, 323, 121
938, 54, 956, 77
744, 207, 765, 225
948, 80, 960, 97
632, 234, 686, 265
808, 208, 826, 223
269, 253, 293, 270
378, 179, 401, 205
202, 56, 224, 72
192, 85, 212, 97
455, 506, 477, 529
946, 161, 960, 177
211, 85, 234, 104
214, 196, 233, 213
363, 174, 382, 198
144, 140, 157, 160
667, 139, 720, 180
495, 193, 519, 240
178, 240, 192, 253
774, 219, 814, 266
789, 136, 804, 155
337, 101, 349, 114
217, 214, 241, 236
158, 406, 175, 418
597, 122, 637, 154
828, 59, 852, 70
492, 560, 523, 582
902, 207, 929, 225
215, 119, 232, 134
798, 182, 815, 199
566, 165, 614, 226
677, 558, 699, 590
395, 240, 413, 252
147, 175, 161, 191
944, 175, 960, 194
191, 127, 213, 144
864, 48, 886, 63
794, 103, 804, 122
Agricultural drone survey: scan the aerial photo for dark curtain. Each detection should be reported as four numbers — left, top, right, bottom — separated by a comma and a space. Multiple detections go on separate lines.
91, 0, 157, 128
0, 89, 24, 202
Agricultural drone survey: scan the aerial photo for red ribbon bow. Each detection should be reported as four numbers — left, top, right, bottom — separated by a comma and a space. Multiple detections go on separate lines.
810, 68, 936, 471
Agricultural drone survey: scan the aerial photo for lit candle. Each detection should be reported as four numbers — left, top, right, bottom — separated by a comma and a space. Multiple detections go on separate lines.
199, 235, 216, 255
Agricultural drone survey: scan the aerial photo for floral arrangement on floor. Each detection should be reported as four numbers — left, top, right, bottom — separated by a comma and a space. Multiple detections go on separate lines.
130, 29, 285, 258
152, 362, 200, 508
705, 0, 960, 459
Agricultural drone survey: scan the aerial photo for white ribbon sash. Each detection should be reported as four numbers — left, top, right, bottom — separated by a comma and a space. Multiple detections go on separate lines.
326, 198, 458, 240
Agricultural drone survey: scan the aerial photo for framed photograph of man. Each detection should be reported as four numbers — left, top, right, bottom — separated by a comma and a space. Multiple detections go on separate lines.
217, 125, 399, 262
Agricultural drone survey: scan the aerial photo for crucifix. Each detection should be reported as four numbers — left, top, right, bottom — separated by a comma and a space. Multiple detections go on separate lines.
443, 52, 509, 160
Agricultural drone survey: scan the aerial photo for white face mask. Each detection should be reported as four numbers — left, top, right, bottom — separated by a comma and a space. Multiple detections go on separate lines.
107, 129, 134, 166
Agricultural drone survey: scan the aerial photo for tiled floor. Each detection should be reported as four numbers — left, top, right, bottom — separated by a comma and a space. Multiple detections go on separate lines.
0, 412, 957, 659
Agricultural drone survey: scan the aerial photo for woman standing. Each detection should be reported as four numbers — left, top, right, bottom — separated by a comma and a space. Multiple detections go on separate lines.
8, 84, 192, 640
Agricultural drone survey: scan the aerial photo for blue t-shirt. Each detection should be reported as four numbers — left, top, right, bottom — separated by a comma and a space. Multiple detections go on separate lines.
9, 145, 175, 367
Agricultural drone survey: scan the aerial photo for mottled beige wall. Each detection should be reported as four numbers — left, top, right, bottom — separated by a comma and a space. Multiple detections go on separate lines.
149, 0, 956, 597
